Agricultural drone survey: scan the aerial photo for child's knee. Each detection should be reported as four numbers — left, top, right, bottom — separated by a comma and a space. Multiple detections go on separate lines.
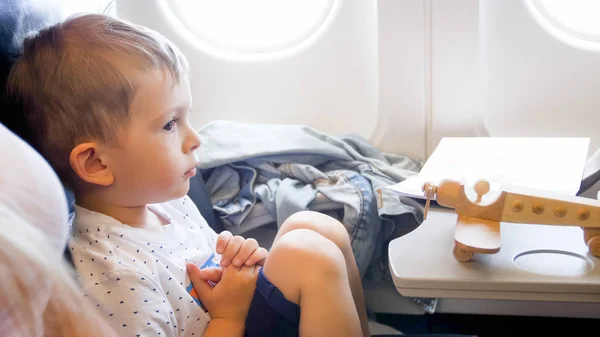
280, 211, 351, 252
268, 229, 347, 282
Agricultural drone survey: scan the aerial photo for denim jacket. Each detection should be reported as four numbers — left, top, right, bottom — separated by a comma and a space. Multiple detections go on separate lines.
196, 121, 425, 280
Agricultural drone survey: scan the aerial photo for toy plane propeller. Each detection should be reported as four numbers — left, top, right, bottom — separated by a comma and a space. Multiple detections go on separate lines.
421, 179, 600, 262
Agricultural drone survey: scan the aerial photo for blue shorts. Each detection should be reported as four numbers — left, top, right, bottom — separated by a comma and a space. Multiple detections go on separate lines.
244, 268, 300, 337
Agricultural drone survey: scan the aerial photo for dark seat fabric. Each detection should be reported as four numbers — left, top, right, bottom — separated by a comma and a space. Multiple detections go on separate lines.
0, 0, 63, 145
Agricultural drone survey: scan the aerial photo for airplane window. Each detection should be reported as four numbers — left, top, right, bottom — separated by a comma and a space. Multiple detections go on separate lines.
529, 0, 600, 43
166, 0, 335, 53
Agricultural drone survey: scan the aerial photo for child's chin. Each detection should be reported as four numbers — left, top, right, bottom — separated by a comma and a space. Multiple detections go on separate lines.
150, 181, 191, 203
174, 181, 191, 198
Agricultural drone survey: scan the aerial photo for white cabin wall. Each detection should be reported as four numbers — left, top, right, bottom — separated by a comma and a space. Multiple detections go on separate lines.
114, 0, 431, 161
427, 0, 600, 159
375, 0, 427, 159
430, 0, 483, 151
376, 0, 482, 159
113, 0, 600, 164
479, 0, 600, 158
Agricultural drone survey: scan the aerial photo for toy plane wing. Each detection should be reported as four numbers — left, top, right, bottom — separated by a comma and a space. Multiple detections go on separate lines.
454, 215, 501, 254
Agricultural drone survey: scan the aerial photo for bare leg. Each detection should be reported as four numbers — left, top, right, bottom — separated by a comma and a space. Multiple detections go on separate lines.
273, 211, 371, 337
263, 228, 362, 337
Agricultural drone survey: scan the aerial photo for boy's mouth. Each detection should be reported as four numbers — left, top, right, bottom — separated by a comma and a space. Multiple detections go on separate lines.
184, 167, 197, 178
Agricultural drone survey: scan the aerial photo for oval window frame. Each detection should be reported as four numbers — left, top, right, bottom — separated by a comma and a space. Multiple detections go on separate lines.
159, 0, 339, 59
525, 0, 600, 50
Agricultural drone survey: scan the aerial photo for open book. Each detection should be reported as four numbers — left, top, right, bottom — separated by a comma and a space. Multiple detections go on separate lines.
387, 137, 590, 200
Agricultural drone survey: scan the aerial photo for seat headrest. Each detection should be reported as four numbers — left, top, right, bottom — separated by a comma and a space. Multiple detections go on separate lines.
0, 122, 69, 255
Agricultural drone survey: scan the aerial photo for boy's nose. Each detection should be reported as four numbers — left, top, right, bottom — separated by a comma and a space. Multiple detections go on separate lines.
187, 129, 201, 153
190, 141, 200, 152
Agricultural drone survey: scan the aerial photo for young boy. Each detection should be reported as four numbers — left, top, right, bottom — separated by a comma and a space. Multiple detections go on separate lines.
7, 14, 371, 337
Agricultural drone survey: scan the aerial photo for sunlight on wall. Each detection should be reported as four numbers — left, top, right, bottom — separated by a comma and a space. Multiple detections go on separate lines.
531, 0, 600, 42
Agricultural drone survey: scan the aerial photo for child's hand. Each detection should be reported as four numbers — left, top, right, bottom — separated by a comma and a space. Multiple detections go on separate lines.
194, 266, 223, 284
216, 231, 268, 267
187, 263, 258, 323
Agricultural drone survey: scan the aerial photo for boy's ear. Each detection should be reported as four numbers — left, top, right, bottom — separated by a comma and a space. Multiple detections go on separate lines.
69, 143, 114, 186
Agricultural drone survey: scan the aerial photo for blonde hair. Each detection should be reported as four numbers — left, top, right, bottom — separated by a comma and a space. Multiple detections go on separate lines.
7, 13, 188, 187
0, 204, 117, 337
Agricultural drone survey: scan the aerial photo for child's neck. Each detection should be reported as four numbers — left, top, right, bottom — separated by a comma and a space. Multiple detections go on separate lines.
75, 194, 166, 229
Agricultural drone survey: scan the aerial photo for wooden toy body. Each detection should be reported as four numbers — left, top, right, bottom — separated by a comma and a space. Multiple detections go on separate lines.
428, 179, 600, 261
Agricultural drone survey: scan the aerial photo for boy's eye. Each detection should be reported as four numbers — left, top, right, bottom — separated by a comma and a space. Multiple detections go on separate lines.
163, 119, 178, 131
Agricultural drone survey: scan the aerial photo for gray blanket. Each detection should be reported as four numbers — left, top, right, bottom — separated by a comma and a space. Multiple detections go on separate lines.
196, 120, 425, 280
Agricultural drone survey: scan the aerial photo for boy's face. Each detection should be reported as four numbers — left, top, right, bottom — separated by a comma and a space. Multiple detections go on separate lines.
102, 69, 201, 206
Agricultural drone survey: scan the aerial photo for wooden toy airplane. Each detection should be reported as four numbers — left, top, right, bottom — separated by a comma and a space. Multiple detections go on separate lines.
421, 179, 600, 262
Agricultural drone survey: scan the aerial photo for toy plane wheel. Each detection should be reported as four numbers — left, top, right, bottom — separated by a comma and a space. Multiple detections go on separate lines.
588, 237, 600, 258
453, 243, 474, 262
584, 228, 600, 258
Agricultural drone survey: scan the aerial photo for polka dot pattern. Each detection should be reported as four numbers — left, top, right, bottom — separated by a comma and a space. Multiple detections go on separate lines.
69, 196, 220, 336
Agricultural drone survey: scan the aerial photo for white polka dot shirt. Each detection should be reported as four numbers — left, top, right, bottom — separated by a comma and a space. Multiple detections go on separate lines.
68, 196, 220, 337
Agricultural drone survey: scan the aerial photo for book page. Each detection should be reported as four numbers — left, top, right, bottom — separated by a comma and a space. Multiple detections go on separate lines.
388, 137, 590, 199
